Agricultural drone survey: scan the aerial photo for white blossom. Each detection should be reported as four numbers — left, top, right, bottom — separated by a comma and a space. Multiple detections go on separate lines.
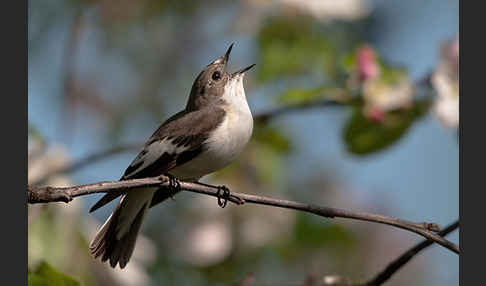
432, 36, 459, 128
279, 0, 372, 21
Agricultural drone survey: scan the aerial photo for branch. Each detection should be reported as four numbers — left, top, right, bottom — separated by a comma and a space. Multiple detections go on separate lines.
254, 99, 345, 123
319, 220, 459, 286
27, 175, 459, 254
34, 67, 431, 186
363, 220, 459, 286
30, 99, 345, 184
31, 142, 143, 186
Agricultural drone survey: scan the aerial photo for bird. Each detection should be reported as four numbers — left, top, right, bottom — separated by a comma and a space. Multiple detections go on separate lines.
89, 43, 255, 269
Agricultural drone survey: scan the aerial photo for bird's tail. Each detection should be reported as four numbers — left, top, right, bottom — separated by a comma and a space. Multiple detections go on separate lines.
89, 188, 156, 269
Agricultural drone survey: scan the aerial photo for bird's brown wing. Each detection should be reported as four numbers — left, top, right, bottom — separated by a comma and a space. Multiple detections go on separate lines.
89, 107, 226, 212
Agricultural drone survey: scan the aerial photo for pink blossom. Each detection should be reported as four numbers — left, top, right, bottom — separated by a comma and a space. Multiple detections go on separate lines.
357, 45, 380, 81
364, 106, 386, 122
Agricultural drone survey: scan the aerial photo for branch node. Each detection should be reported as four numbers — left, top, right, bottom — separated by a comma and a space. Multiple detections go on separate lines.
58, 193, 73, 203
423, 222, 442, 232
231, 195, 246, 205
28, 186, 73, 204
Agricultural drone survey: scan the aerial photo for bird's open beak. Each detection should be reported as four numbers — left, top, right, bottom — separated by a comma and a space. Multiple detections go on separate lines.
212, 43, 255, 76
211, 43, 234, 68
223, 43, 233, 66
231, 64, 256, 76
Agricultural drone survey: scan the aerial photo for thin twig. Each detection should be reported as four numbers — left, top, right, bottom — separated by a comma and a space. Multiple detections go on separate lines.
363, 220, 459, 286
27, 175, 458, 254
254, 99, 344, 123
31, 142, 143, 186
319, 220, 459, 286
32, 99, 345, 184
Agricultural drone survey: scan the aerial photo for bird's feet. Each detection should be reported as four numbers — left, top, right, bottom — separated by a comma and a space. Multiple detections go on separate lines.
166, 174, 181, 200
216, 185, 230, 208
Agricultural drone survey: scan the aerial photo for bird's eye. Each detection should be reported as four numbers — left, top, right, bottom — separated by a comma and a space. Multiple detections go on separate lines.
212, 71, 221, 81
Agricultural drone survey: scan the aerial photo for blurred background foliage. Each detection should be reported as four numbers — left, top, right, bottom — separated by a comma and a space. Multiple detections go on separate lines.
28, 0, 458, 285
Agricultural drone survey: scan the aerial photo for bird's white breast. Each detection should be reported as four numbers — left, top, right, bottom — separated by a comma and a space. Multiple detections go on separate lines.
170, 76, 253, 180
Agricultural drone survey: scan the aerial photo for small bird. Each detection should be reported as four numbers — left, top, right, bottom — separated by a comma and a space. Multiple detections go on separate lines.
89, 44, 255, 269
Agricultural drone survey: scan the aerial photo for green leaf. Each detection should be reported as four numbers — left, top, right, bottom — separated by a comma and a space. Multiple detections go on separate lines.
379, 64, 408, 85
341, 50, 357, 74
257, 16, 337, 82
343, 100, 430, 155
278, 86, 341, 105
28, 261, 80, 286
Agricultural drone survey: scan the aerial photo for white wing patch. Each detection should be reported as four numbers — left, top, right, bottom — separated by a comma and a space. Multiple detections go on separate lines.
124, 137, 190, 178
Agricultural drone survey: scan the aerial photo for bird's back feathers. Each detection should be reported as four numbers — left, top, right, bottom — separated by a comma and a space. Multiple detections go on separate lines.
89, 107, 226, 213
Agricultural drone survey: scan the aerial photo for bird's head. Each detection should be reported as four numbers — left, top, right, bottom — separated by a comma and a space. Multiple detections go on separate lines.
186, 43, 255, 111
